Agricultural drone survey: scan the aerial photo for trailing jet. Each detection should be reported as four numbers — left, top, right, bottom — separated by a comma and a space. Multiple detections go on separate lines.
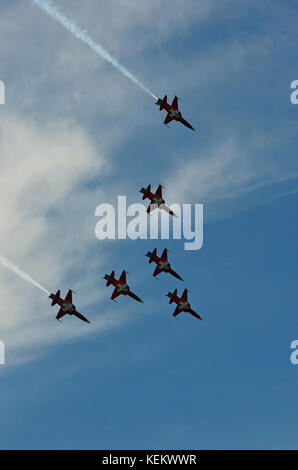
145, 248, 183, 281
49, 289, 90, 323
166, 288, 203, 320
139, 184, 177, 217
104, 270, 143, 303
155, 95, 195, 131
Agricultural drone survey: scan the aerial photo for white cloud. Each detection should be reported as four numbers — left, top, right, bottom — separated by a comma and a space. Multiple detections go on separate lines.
0, 111, 131, 363
165, 137, 298, 217
165, 139, 253, 203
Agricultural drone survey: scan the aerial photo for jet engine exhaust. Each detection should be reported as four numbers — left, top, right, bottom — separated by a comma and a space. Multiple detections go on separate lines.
32, 0, 158, 100
0, 254, 50, 295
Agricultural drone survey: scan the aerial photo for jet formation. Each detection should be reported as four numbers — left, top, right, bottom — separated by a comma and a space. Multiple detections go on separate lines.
101, 261, 202, 321
2, 4, 203, 330
47, 183, 202, 323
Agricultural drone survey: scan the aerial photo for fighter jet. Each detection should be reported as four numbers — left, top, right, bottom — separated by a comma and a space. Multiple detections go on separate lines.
140, 184, 177, 217
104, 270, 143, 303
155, 95, 195, 131
49, 289, 90, 323
166, 288, 203, 320
145, 248, 183, 281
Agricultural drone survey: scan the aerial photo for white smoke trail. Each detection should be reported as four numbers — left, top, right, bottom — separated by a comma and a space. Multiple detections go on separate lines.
0, 254, 50, 296
32, 0, 158, 100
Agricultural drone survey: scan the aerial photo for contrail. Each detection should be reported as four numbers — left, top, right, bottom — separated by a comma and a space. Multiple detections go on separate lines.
0, 254, 50, 296
32, 0, 158, 100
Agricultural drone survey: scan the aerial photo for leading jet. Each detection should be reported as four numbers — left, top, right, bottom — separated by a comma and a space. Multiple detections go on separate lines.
155, 95, 195, 131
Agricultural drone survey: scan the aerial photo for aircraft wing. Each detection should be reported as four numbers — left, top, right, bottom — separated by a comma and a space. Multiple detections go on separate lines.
153, 265, 162, 277
161, 248, 168, 261
65, 289, 73, 303
171, 96, 178, 109
164, 113, 175, 126
181, 288, 188, 301
111, 288, 121, 301
119, 270, 127, 283
189, 309, 203, 321
74, 311, 90, 323
56, 308, 67, 321
173, 305, 181, 317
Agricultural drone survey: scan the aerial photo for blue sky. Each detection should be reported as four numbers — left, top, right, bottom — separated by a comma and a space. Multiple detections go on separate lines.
0, 0, 297, 449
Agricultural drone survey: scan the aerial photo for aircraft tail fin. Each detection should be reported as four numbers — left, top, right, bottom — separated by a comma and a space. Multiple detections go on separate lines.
149, 248, 157, 263
106, 270, 115, 286
51, 290, 61, 306
160, 95, 167, 110
168, 288, 177, 304
142, 184, 151, 200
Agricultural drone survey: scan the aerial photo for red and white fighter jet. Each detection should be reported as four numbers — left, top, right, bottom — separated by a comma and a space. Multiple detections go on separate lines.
104, 270, 143, 303
145, 248, 183, 281
49, 290, 90, 323
139, 184, 177, 217
166, 288, 203, 320
155, 95, 195, 131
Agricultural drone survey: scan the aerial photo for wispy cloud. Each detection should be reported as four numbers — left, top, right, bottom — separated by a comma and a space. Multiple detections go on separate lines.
0, 111, 118, 362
